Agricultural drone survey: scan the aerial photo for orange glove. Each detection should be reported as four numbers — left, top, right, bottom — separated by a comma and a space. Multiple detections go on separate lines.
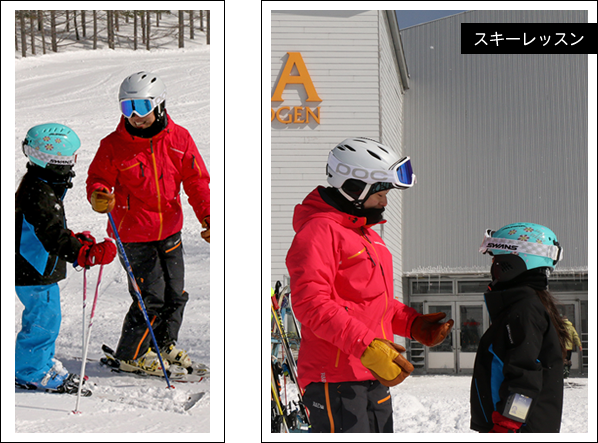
411, 312, 454, 347
201, 215, 222, 244
91, 188, 115, 213
361, 339, 414, 387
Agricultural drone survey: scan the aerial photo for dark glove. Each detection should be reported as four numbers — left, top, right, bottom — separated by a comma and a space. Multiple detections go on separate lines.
411, 312, 454, 347
201, 215, 222, 244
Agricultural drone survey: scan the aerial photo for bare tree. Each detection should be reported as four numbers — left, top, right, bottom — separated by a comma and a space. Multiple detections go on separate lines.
206, 10, 210, 45
146, 12, 151, 50
178, 10, 184, 48
81, 10, 86, 38
50, 10, 57, 52
39, 10, 46, 54
107, 10, 114, 49
189, 11, 194, 40
73, 10, 80, 41
29, 11, 36, 55
19, 10, 27, 57
134, 10, 138, 50
93, 10, 98, 49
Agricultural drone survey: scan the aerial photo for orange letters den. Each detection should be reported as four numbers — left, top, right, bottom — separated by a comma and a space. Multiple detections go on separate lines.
271, 52, 321, 124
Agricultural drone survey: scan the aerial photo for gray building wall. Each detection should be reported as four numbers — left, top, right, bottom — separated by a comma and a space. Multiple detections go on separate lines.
271, 11, 410, 304
400, 10, 588, 275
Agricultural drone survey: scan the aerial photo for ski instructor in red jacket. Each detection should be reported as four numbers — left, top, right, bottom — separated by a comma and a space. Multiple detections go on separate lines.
286, 138, 454, 433
86, 71, 210, 376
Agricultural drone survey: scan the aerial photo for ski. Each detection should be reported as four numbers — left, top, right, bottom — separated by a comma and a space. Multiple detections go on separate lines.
271, 282, 310, 432
100, 344, 208, 383
15, 374, 92, 397
271, 359, 290, 433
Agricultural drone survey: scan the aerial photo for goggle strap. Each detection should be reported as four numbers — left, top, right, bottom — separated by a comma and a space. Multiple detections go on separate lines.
23, 143, 76, 166
479, 234, 561, 261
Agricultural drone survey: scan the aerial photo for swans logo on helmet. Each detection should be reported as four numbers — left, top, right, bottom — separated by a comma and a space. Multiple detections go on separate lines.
486, 243, 518, 251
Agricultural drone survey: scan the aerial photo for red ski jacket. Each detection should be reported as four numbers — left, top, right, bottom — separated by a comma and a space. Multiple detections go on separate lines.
86, 114, 210, 243
286, 187, 420, 390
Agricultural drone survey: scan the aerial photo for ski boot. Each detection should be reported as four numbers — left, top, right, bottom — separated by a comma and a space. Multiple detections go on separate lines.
160, 343, 209, 378
15, 359, 91, 396
118, 348, 170, 376
161, 343, 192, 369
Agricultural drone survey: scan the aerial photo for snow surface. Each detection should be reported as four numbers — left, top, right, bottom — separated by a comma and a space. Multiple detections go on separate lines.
269, 374, 590, 437
6, 10, 221, 437
0, 9, 597, 434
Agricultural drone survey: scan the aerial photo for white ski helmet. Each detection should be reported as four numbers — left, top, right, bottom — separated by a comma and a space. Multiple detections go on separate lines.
118, 71, 166, 118
326, 137, 416, 206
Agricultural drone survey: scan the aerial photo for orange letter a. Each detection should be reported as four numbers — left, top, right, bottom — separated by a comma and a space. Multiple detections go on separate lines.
271, 52, 322, 102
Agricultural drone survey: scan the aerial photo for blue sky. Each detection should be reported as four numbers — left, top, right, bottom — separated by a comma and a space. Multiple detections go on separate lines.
394, 1, 596, 29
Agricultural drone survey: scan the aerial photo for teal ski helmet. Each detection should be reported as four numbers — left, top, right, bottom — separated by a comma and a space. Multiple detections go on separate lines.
22, 123, 81, 171
479, 222, 563, 282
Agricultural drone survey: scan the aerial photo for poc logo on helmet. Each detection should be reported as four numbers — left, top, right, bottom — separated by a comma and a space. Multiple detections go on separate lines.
334, 164, 392, 182
487, 243, 518, 251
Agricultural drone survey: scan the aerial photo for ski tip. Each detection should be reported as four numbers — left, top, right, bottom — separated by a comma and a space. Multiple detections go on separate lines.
70, 410, 83, 415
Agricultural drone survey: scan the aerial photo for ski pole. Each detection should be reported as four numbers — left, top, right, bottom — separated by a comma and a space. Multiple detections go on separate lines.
212, 243, 233, 380
73, 264, 104, 413
107, 213, 173, 389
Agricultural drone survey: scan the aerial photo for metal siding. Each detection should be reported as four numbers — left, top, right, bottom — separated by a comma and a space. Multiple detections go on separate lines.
271, 10, 382, 285
400, 10, 588, 274
379, 11, 407, 304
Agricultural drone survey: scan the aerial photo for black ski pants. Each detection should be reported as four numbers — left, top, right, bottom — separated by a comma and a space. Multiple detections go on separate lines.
303, 380, 393, 433
114, 232, 188, 361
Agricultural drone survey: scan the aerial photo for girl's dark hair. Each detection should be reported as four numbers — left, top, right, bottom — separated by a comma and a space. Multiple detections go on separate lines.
8, 175, 25, 220
535, 289, 571, 359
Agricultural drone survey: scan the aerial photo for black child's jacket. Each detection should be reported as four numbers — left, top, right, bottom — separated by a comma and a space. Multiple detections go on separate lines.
15, 164, 83, 286
470, 285, 564, 433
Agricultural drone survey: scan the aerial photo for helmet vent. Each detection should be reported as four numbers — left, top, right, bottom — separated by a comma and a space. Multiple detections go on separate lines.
367, 150, 381, 160
377, 145, 389, 154
342, 144, 355, 152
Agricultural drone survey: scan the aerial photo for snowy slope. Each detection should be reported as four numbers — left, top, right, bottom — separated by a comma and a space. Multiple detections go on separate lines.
11, 17, 213, 434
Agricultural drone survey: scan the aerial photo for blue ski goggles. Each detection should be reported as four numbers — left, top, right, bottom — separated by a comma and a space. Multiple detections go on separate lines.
392, 157, 416, 189
120, 97, 163, 118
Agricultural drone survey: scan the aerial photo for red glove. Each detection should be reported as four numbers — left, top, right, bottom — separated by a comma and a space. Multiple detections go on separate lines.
77, 238, 117, 267
75, 231, 96, 245
411, 312, 455, 347
489, 411, 522, 433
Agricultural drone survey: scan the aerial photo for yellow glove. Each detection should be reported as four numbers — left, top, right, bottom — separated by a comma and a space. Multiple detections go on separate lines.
361, 339, 414, 387
90, 188, 115, 213
201, 215, 222, 244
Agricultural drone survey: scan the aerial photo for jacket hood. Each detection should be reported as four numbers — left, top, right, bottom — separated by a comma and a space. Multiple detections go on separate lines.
292, 186, 385, 234
484, 285, 537, 322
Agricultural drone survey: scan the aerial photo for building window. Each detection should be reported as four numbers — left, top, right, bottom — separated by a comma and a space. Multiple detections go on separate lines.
457, 281, 489, 294
548, 280, 588, 292
411, 280, 453, 294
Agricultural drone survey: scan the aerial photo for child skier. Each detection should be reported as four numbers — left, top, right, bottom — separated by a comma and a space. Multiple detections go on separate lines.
15, 123, 116, 394
471, 223, 570, 433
